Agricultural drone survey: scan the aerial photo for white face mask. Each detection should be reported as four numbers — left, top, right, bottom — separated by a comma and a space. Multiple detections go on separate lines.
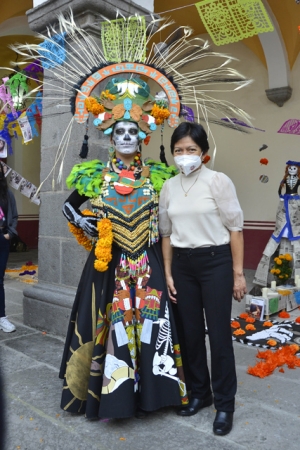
112, 121, 139, 155
174, 154, 202, 176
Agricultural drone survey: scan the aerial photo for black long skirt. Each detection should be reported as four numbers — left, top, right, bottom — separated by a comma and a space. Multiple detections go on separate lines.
59, 243, 187, 419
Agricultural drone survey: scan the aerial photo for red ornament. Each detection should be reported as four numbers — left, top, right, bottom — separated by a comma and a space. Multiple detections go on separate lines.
260, 158, 268, 165
202, 155, 211, 164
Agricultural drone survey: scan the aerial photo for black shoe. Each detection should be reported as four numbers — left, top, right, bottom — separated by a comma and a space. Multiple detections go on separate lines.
213, 411, 233, 436
177, 395, 213, 416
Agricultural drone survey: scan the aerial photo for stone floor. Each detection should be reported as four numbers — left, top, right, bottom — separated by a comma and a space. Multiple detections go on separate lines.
1, 252, 300, 450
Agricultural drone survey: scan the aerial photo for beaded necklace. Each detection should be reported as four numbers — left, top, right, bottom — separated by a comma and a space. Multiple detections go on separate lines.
112, 152, 142, 171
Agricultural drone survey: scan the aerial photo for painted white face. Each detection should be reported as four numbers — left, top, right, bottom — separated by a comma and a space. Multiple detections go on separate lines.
112, 121, 139, 155
288, 165, 297, 176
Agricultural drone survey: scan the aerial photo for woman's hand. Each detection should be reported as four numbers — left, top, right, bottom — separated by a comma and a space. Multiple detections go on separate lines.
3, 234, 10, 240
166, 274, 177, 303
233, 272, 247, 302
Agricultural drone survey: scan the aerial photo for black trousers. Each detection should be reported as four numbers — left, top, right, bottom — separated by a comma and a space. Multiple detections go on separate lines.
171, 244, 236, 412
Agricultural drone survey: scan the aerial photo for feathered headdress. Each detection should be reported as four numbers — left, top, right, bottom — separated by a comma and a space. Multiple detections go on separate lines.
6, 9, 252, 187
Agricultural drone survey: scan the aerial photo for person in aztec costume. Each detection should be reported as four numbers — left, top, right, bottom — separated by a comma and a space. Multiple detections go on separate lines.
9, 11, 251, 419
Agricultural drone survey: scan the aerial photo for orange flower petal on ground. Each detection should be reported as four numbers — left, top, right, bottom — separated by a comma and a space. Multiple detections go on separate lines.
245, 324, 256, 331
278, 310, 290, 318
267, 339, 277, 346
263, 321, 273, 327
231, 321, 241, 328
246, 317, 256, 323
247, 345, 300, 378
233, 328, 246, 335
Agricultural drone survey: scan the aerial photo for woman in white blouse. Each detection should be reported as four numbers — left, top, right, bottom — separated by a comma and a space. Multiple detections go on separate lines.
159, 122, 246, 436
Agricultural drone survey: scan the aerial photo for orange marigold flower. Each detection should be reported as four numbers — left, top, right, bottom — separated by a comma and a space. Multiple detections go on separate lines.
231, 321, 241, 328
233, 328, 246, 335
101, 90, 116, 101
245, 324, 256, 331
239, 312, 249, 319
267, 339, 277, 346
90, 103, 104, 115
246, 317, 256, 323
278, 310, 290, 318
151, 104, 170, 125
263, 321, 273, 327
295, 316, 300, 324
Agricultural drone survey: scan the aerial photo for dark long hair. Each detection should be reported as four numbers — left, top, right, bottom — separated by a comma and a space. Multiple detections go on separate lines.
170, 122, 209, 155
0, 163, 8, 201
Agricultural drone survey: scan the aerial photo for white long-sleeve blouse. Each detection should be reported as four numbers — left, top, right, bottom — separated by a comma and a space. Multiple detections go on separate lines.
158, 164, 243, 248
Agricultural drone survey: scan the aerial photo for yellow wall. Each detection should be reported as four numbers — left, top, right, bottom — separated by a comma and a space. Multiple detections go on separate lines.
143, 35, 300, 223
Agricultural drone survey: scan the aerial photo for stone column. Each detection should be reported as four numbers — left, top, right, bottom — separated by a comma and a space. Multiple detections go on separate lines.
23, 0, 153, 336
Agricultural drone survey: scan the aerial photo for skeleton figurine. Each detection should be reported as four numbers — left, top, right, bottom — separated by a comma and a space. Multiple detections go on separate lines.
278, 163, 300, 196
254, 160, 300, 286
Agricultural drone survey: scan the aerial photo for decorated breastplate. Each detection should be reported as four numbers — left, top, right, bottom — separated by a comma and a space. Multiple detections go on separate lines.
90, 168, 159, 275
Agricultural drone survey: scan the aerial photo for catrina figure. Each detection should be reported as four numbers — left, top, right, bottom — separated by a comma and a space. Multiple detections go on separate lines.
254, 160, 300, 286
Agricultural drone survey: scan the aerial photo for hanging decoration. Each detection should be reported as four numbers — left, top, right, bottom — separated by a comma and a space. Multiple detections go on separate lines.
101, 16, 146, 63
221, 117, 265, 132
5, 72, 29, 110
38, 33, 66, 69
0, 161, 40, 205
278, 119, 300, 135
195, 0, 274, 46
260, 158, 268, 165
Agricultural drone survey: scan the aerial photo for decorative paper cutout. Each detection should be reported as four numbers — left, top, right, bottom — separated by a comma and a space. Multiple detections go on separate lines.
195, 0, 274, 46
181, 104, 195, 122
101, 16, 146, 63
38, 33, 66, 69
278, 119, 300, 135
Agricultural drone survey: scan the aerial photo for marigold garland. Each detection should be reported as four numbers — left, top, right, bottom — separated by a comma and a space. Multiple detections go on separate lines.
68, 209, 95, 251
246, 324, 256, 331
231, 321, 241, 328
247, 344, 300, 378
68, 211, 113, 272
94, 218, 113, 272
233, 328, 246, 335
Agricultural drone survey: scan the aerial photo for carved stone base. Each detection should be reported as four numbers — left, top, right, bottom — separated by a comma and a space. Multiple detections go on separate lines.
23, 283, 76, 337
265, 86, 292, 107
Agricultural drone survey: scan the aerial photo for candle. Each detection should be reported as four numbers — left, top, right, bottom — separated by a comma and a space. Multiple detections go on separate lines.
295, 275, 299, 285
271, 281, 276, 290
297, 279, 300, 288
262, 288, 268, 298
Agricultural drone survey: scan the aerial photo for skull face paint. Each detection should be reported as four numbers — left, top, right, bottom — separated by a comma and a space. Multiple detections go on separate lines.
288, 165, 298, 176
112, 121, 139, 155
